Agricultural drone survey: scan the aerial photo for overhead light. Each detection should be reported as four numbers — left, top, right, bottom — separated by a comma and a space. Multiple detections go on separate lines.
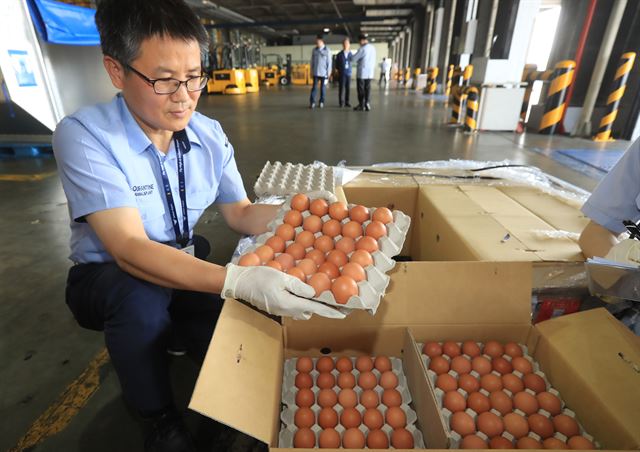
371, 38, 376, 42
323, 27, 330, 33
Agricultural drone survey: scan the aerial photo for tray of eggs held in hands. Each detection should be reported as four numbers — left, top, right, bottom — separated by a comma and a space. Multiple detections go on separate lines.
234, 193, 411, 314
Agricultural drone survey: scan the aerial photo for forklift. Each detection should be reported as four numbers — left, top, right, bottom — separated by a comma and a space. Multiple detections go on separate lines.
207, 43, 247, 95
259, 54, 291, 86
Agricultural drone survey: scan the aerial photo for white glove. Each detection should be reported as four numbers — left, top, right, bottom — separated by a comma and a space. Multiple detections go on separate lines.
222, 264, 345, 320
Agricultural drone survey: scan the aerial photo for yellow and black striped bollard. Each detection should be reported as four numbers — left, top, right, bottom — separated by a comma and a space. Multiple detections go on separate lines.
594, 52, 636, 141
520, 64, 537, 123
426, 67, 439, 94
464, 86, 480, 132
539, 60, 576, 135
448, 67, 463, 124
445, 64, 454, 96
463, 64, 474, 87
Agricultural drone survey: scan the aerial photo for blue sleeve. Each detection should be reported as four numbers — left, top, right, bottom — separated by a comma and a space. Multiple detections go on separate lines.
53, 117, 137, 222
581, 138, 640, 234
351, 48, 363, 63
212, 122, 247, 204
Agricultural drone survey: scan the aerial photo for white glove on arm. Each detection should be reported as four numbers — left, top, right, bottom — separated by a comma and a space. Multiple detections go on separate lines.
222, 264, 345, 320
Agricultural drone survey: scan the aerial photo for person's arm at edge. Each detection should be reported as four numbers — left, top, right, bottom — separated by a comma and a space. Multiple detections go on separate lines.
218, 198, 279, 236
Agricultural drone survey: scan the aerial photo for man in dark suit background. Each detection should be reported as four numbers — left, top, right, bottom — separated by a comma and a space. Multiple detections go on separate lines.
334, 37, 353, 108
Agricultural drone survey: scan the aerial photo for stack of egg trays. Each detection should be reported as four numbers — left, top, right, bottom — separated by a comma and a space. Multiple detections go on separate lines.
278, 357, 426, 448
416, 342, 600, 449
254, 161, 335, 197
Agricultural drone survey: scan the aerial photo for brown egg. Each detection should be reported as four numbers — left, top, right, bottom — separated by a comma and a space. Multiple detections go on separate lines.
308, 272, 331, 297
360, 389, 379, 409
492, 357, 513, 375
342, 220, 364, 239
505, 342, 523, 358
318, 407, 338, 429
529, 413, 554, 439
296, 388, 315, 408
328, 202, 349, 221
265, 260, 283, 271
326, 249, 348, 268
319, 428, 341, 449
254, 245, 275, 264
284, 209, 303, 228
483, 341, 504, 358
363, 408, 384, 430
480, 374, 503, 393
423, 342, 443, 357
318, 261, 340, 279
293, 427, 316, 448
472, 356, 493, 376
358, 371, 377, 390
461, 435, 489, 449
355, 235, 379, 253
305, 248, 325, 266
317, 372, 336, 390
285, 242, 306, 261
296, 357, 314, 373
318, 389, 338, 408
341, 262, 366, 282
523, 373, 546, 394
316, 356, 334, 373
436, 373, 458, 392
451, 356, 472, 375
543, 438, 569, 449
444, 391, 466, 413
342, 428, 365, 448
374, 355, 392, 372
338, 388, 357, 408
337, 372, 356, 389
310, 198, 329, 217
367, 429, 390, 449
349, 205, 371, 223
276, 223, 296, 241
537, 392, 562, 415
314, 235, 335, 254
385, 406, 407, 428
331, 275, 358, 304
567, 436, 595, 449
502, 373, 525, 394
295, 230, 316, 249
372, 207, 394, 224
238, 253, 261, 267
513, 391, 539, 415
490, 436, 514, 449
467, 391, 491, 414
504, 412, 529, 439
512, 357, 533, 375
356, 356, 374, 372
295, 372, 313, 389
490, 390, 514, 415
335, 357, 353, 373
365, 220, 387, 240
303, 215, 323, 233
478, 411, 504, 437
451, 411, 476, 436
391, 428, 415, 449
443, 341, 462, 358
322, 219, 342, 238
335, 237, 356, 255
287, 267, 306, 282
553, 414, 579, 438
297, 258, 318, 277
291, 193, 310, 212
517, 437, 542, 449
459, 374, 480, 394
382, 388, 402, 407
340, 407, 362, 428
294, 407, 315, 428
462, 341, 482, 357
380, 371, 399, 389
266, 235, 286, 253
429, 356, 450, 375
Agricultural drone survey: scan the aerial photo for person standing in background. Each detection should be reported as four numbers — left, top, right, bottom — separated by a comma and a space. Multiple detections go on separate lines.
379, 57, 391, 86
334, 37, 353, 108
309, 34, 331, 109
351, 34, 376, 111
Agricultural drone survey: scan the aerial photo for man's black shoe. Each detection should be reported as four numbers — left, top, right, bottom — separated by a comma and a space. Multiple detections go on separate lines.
365, 103, 371, 111
353, 105, 363, 111
345, 103, 352, 108
144, 409, 196, 452
309, 103, 316, 109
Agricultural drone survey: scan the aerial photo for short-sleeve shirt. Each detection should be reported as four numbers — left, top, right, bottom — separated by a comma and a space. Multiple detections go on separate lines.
581, 138, 640, 234
53, 94, 247, 263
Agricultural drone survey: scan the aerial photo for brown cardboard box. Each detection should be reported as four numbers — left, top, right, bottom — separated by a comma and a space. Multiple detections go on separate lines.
189, 262, 640, 450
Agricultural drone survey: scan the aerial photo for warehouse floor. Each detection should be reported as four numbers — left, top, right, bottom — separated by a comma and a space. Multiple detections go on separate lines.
0, 85, 630, 452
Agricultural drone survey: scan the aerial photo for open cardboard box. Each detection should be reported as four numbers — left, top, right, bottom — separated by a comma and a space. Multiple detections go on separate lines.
189, 262, 640, 450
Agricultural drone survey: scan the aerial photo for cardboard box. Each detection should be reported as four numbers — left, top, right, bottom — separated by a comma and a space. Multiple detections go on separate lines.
189, 262, 640, 450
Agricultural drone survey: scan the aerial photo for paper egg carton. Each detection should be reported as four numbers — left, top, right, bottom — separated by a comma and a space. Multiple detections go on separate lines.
254, 161, 335, 197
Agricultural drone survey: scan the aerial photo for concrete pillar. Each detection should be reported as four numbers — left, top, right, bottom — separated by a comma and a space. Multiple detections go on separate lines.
422, 3, 435, 70
429, 0, 445, 68
404, 28, 413, 69
440, 0, 458, 89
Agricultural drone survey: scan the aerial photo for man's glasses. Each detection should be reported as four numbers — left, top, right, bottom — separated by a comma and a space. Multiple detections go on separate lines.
124, 64, 208, 95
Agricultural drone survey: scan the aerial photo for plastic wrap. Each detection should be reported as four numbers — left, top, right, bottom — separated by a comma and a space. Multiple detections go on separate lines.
530, 230, 580, 242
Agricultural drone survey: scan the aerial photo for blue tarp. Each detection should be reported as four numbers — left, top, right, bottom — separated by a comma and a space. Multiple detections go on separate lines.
27, 0, 99, 46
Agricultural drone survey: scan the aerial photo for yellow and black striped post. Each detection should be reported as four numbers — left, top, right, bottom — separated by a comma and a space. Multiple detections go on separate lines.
594, 52, 636, 141
412, 68, 421, 89
539, 60, 576, 135
448, 66, 463, 124
464, 86, 480, 132
520, 64, 537, 123
463, 64, 473, 87
426, 67, 439, 94
445, 64, 454, 96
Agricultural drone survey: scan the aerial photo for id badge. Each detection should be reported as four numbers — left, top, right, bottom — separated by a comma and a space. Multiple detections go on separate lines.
181, 244, 195, 256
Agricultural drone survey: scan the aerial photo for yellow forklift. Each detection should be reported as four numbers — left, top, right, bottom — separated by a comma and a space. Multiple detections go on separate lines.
291, 63, 312, 85
244, 68, 260, 93
259, 54, 291, 86
207, 69, 247, 94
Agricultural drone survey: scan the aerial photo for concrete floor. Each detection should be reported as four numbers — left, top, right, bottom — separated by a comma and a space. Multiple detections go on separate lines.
0, 84, 631, 452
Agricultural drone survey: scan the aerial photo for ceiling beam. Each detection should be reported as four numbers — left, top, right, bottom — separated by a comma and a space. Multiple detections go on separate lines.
205, 14, 400, 29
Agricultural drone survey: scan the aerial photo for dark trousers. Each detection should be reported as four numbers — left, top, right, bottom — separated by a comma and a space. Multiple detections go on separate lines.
357, 78, 372, 107
338, 73, 350, 105
309, 76, 326, 104
65, 239, 222, 414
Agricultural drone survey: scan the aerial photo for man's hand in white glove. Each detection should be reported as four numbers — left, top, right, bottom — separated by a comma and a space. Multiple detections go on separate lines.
222, 264, 345, 320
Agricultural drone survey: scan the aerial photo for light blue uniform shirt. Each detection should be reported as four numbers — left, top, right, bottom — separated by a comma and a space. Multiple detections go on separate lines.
310, 46, 332, 78
582, 138, 640, 234
351, 43, 377, 79
53, 94, 247, 263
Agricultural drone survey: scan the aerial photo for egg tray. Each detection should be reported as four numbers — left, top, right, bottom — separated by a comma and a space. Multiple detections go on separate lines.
417, 342, 600, 449
254, 161, 335, 197
278, 356, 426, 449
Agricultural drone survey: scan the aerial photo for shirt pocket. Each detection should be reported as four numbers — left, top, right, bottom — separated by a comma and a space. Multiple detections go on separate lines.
137, 199, 170, 242
186, 190, 214, 229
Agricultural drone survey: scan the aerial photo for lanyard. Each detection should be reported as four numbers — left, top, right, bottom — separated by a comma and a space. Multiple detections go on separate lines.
155, 131, 190, 247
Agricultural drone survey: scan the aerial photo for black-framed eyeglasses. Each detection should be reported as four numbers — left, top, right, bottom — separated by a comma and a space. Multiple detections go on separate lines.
124, 64, 209, 95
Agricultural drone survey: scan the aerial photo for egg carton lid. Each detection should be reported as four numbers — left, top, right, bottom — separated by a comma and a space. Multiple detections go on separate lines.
254, 161, 335, 197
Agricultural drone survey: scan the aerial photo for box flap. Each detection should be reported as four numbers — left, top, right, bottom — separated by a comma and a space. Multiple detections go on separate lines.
189, 299, 284, 446
535, 309, 640, 449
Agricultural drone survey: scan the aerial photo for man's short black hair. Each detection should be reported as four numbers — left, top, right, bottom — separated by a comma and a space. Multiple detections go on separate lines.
316, 34, 325, 40
95, 0, 209, 67
358, 33, 368, 41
